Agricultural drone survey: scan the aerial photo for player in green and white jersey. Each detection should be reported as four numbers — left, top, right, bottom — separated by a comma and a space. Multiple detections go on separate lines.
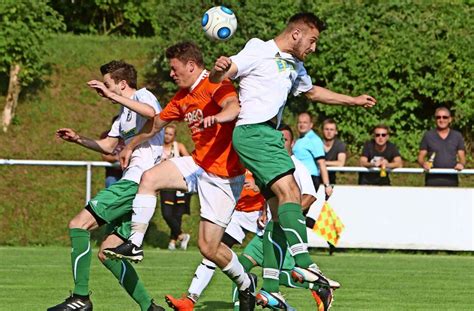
48, 61, 165, 311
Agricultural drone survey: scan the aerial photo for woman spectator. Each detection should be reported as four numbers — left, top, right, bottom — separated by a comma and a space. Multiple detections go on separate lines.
160, 124, 192, 250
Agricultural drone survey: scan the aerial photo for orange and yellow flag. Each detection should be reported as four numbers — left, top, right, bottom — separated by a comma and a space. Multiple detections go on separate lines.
313, 202, 345, 246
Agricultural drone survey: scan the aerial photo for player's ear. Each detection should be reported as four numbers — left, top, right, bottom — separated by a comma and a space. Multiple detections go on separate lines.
291, 28, 302, 41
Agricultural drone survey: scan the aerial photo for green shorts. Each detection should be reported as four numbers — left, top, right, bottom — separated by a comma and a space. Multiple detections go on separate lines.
243, 235, 295, 271
87, 178, 138, 240
233, 123, 294, 197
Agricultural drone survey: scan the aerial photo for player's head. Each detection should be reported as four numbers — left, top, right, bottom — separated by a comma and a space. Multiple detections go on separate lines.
278, 123, 294, 155
372, 124, 390, 147
322, 118, 338, 141
166, 41, 205, 89
297, 111, 314, 135
284, 12, 326, 61
164, 124, 177, 144
100, 60, 137, 95
434, 107, 452, 130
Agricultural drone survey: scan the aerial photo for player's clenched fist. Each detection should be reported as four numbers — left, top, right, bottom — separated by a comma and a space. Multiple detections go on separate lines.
213, 56, 232, 73
353, 94, 377, 108
56, 128, 79, 142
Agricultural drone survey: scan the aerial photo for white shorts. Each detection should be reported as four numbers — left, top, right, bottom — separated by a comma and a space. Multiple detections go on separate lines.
122, 142, 161, 184
225, 210, 261, 244
170, 156, 244, 228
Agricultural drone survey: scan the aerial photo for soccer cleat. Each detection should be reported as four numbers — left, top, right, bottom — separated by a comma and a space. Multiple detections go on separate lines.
311, 287, 334, 311
148, 299, 166, 311
103, 241, 144, 263
255, 290, 296, 310
165, 294, 195, 311
291, 266, 340, 289
238, 273, 257, 311
47, 294, 92, 311
180, 233, 191, 250
168, 242, 176, 250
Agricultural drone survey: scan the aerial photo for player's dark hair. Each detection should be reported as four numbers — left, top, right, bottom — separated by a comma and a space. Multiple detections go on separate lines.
288, 12, 327, 32
278, 123, 294, 141
373, 124, 390, 134
100, 60, 137, 89
166, 41, 205, 68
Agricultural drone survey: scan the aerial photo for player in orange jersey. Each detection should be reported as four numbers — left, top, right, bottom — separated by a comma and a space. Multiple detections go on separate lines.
103, 41, 256, 311
166, 170, 265, 310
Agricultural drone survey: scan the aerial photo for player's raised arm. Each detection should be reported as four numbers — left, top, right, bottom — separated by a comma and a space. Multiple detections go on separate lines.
56, 128, 119, 154
209, 56, 238, 83
119, 114, 169, 168
305, 85, 376, 108
87, 80, 156, 119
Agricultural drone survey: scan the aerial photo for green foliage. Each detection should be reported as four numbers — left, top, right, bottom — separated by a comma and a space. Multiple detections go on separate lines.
144, 0, 473, 161
0, 0, 64, 86
50, 0, 158, 36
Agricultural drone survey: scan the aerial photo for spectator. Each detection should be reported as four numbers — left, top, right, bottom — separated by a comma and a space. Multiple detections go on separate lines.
359, 124, 403, 185
417, 107, 466, 187
159, 124, 192, 250
292, 112, 333, 205
100, 115, 125, 188
322, 118, 347, 184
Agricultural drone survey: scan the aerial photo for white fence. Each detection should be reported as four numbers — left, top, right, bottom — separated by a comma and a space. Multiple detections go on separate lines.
1, 159, 473, 250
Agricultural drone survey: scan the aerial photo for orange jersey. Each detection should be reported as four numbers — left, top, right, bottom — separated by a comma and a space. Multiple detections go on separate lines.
236, 170, 265, 212
159, 71, 245, 177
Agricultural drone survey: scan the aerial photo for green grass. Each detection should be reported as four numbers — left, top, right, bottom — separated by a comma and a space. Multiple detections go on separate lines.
0, 247, 473, 310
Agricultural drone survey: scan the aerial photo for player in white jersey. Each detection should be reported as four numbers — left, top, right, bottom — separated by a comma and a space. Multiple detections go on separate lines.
210, 12, 375, 307
48, 61, 165, 311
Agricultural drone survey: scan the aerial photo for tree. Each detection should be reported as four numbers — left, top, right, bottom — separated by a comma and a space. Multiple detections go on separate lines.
0, 0, 64, 132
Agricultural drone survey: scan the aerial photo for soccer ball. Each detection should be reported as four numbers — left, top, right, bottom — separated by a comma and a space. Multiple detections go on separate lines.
201, 6, 237, 41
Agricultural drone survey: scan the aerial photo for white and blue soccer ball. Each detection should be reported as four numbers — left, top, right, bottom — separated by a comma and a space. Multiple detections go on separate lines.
201, 6, 237, 41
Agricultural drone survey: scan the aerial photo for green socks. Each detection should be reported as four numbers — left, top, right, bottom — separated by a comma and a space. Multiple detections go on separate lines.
262, 221, 287, 292
70, 228, 92, 296
279, 270, 311, 289
278, 203, 313, 268
103, 259, 152, 311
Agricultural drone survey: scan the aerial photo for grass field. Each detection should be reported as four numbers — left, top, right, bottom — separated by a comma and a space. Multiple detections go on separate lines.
0, 247, 473, 310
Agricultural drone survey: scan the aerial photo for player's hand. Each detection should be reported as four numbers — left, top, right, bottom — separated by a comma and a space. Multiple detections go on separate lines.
243, 178, 260, 192
213, 56, 232, 73
87, 80, 113, 99
353, 94, 376, 108
119, 147, 133, 169
56, 128, 79, 142
257, 213, 267, 230
202, 115, 219, 128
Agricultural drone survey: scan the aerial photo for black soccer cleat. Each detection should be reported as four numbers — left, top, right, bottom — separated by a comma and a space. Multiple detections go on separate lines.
47, 294, 93, 311
103, 241, 143, 263
238, 273, 257, 311
147, 299, 166, 311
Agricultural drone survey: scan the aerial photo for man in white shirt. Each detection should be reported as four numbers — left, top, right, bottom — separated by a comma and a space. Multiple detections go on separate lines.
210, 12, 376, 307
48, 61, 165, 311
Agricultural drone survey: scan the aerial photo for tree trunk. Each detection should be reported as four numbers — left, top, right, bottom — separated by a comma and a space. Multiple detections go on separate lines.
2, 63, 21, 133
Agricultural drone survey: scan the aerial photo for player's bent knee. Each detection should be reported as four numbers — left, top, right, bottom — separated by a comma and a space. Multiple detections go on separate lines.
198, 241, 218, 261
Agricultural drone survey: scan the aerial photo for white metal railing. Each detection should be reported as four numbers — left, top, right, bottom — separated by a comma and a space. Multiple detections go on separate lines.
0, 159, 473, 204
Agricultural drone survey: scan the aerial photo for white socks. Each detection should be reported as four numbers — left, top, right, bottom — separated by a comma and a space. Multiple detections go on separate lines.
129, 194, 156, 247
187, 258, 217, 300
222, 251, 250, 291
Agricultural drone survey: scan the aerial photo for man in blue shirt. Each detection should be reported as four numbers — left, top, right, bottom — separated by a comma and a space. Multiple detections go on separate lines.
293, 112, 332, 210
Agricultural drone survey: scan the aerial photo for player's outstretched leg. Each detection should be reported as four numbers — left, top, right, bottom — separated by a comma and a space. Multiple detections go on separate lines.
48, 210, 96, 311
256, 221, 291, 310
165, 258, 217, 310
99, 234, 166, 311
